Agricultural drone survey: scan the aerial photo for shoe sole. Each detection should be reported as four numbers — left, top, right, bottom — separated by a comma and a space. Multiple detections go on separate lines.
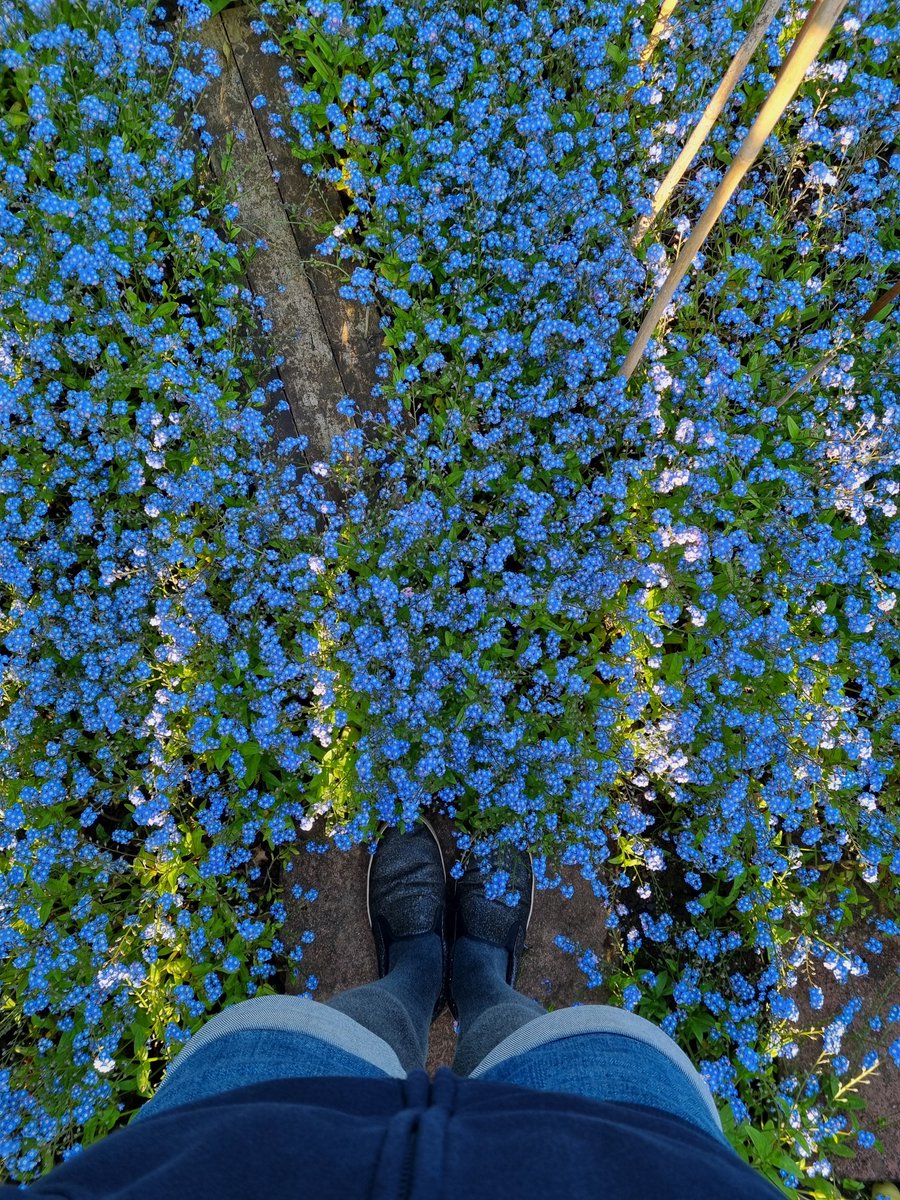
366, 814, 446, 929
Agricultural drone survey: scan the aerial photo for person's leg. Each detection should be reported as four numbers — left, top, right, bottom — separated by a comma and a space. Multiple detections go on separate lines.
131, 993, 405, 1125
324, 929, 443, 1073
332, 813, 448, 1071
464, 1004, 731, 1148
450, 935, 548, 1078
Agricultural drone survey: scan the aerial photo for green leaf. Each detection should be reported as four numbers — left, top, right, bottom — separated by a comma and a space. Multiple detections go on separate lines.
304, 47, 332, 81
241, 743, 262, 788
665, 653, 683, 682
785, 415, 800, 440
211, 745, 232, 769
746, 1123, 777, 1161
314, 35, 337, 66
825, 1139, 858, 1159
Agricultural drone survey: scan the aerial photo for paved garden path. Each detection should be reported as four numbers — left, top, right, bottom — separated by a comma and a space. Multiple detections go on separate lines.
191, 9, 898, 1175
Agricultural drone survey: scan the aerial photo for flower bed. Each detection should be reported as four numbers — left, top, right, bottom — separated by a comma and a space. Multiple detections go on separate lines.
1, 0, 899, 1194
0, 0, 331, 1176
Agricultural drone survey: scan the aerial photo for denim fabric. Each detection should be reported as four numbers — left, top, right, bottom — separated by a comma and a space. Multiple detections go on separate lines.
131, 933, 728, 1148
131, 995, 404, 1125
469, 1007, 728, 1145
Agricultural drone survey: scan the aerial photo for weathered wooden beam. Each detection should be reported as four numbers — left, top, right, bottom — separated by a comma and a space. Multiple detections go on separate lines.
178, 16, 297, 460
221, 6, 383, 422
192, 13, 348, 470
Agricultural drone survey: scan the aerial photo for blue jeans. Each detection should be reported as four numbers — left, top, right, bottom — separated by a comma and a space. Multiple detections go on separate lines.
131, 934, 730, 1147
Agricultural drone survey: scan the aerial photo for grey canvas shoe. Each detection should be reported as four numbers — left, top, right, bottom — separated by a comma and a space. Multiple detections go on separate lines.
366, 815, 450, 1023
447, 841, 535, 1021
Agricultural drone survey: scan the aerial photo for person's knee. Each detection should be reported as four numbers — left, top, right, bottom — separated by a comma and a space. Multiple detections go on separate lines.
453, 1003, 545, 1076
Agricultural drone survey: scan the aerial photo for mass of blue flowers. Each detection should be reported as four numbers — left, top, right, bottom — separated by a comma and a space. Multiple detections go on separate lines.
0, 0, 898, 1191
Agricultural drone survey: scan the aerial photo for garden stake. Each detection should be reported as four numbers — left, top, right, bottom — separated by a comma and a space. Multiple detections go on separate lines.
619, 0, 850, 382
774, 277, 900, 408
638, 0, 680, 69
632, 0, 786, 245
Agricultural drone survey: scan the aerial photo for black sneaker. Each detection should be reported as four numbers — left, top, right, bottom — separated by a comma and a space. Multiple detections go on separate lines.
366, 815, 450, 1024
447, 840, 535, 1021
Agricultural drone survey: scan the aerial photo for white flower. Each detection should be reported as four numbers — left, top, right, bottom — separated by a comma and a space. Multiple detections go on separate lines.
655, 467, 690, 494
308, 556, 326, 574
649, 362, 673, 391
93, 1056, 116, 1074
807, 162, 838, 188
674, 418, 695, 444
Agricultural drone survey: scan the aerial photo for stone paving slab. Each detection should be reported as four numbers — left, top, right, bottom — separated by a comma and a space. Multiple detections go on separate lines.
785, 925, 900, 1183
281, 807, 609, 1074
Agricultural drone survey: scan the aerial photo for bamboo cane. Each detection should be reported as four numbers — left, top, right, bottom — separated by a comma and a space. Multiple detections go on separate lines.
773, 278, 900, 408
639, 0, 680, 69
632, 0, 786, 245
619, 0, 850, 383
